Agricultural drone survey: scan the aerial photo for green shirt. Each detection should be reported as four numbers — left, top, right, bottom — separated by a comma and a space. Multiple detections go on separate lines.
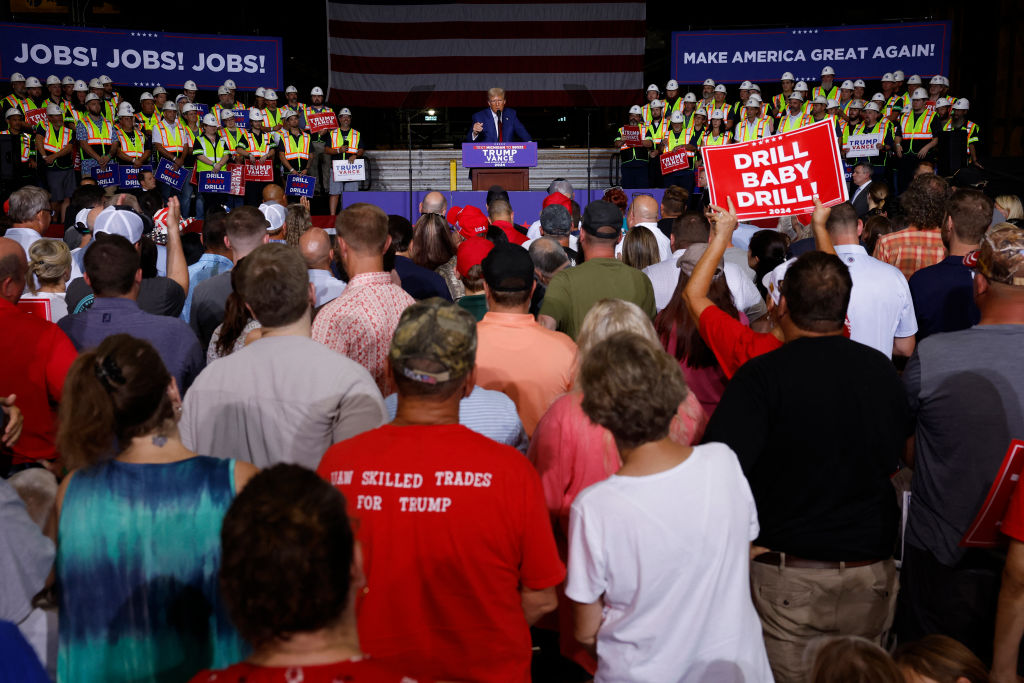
457, 293, 488, 322
538, 257, 656, 340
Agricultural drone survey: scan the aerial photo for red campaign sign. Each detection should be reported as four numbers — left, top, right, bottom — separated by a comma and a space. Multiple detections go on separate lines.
244, 161, 274, 182
24, 108, 46, 126
17, 298, 53, 321
620, 125, 644, 148
227, 163, 246, 197
703, 120, 848, 221
960, 440, 1024, 548
307, 111, 338, 133
660, 148, 690, 175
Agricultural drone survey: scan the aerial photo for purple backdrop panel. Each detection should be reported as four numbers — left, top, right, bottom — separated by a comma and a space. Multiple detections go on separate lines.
461, 143, 538, 168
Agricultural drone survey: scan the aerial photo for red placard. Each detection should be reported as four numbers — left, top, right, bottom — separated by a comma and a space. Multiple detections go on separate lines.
24, 107, 46, 126
244, 161, 274, 182
17, 298, 52, 321
307, 111, 338, 133
960, 440, 1024, 548
619, 125, 644, 148
702, 120, 848, 221
226, 163, 246, 197
660, 148, 690, 175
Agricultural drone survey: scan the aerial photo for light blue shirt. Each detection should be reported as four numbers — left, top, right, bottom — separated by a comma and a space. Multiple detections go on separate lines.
181, 253, 233, 322
385, 386, 529, 453
308, 268, 346, 308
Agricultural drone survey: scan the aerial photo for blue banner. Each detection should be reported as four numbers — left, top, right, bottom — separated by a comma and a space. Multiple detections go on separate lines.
285, 173, 315, 198
671, 22, 951, 84
118, 163, 153, 189
198, 171, 231, 194
91, 163, 118, 187
155, 158, 191, 191
0, 22, 282, 90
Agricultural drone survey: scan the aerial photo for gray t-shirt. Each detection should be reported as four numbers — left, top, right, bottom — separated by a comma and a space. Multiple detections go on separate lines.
0, 479, 55, 623
905, 324, 1024, 566
179, 334, 388, 469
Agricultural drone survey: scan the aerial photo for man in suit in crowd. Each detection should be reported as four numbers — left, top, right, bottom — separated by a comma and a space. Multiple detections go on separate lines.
849, 162, 873, 218
467, 87, 531, 143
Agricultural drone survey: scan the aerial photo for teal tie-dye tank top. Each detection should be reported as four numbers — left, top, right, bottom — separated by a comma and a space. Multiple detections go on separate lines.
56, 456, 248, 682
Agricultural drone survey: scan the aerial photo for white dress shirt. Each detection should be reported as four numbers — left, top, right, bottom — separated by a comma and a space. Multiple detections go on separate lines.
615, 222, 672, 263
643, 248, 767, 321
833, 243, 917, 358
308, 268, 347, 308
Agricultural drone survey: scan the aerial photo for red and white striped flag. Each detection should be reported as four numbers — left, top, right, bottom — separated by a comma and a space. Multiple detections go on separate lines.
326, 1, 646, 108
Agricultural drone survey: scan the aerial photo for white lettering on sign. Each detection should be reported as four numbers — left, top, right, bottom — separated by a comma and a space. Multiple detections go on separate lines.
360, 471, 424, 489
735, 184, 819, 208
482, 149, 517, 166
433, 470, 493, 487
356, 494, 383, 511
330, 470, 353, 486
732, 141, 810, 170
399, 496, 453, 513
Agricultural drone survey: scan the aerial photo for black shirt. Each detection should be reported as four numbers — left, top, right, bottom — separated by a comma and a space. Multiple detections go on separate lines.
703, 336, 911, 561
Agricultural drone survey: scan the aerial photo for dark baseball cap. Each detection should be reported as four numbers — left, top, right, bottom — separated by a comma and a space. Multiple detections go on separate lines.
582, 200, 622, 239
482, 243, 534, 292
389, 299, 477, 384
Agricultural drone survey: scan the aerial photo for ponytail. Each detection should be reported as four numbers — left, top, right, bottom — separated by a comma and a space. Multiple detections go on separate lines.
215, 258, 253, 358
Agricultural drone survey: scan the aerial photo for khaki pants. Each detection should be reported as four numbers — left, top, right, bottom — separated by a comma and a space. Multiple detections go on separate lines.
750, 557, 898, 683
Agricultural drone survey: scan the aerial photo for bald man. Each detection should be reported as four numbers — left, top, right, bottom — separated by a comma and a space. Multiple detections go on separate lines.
615, 194, 672, 262
419, 191, 447, 216
262, 183, 287, 208
300, 227, 346, 307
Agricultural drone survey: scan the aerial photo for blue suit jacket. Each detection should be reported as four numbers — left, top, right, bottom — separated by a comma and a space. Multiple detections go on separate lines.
466, 107, 531, 143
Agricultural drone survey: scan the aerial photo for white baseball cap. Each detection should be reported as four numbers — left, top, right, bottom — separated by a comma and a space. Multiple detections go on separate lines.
259, 202, 288, 231
285, 85, 297, 94
74, 208, 93, 230
224, 79, 236, 89
45, 75, 60, 86
788, 92, 804, 102
162, 101, 177, 111
682, 93, 697, 103
338, 107, 352, 116
912, 87, 928, 100
703, 78, 715, 87
762, 258, 794, 305
10, 73, 24, 82
89, 77, 103, 89
893, 70, 905, 81
116, 102, 134, 117
94, 206, 144, 244
249, 108, 264, 121
826, 99, 840, 109
821, 66, 835, 76
665, 79, 679, 91
220, 108, 235, 119
952, 98, 969, 110
811, 95, 828, 105
217, 85, 231, 96
4, 107, 21, 119
202, 113, 220, 127
907, 75, 922, 86
311, 86, 324, 96
264, 89, 278, 100
74, 80, 88, 92
628, 104, 641, 114
864, 101, 881, 113
739, 80, 753, 90
25, 76, 42, 88
780, 72, 795, 81
710, 109, 725, 120
853, 79, 866, 88
45, 104, 62, 116
650, 99, 663, 109
140, 92, 154, 101
881, 73, 895, 82
255, 87, 267, 98
840, 80, 854, 90
152, 86, 166, 95
184, 80, 198, 90
871, 92, 885, 102
795, 81, 809, 92
61, 76, 74, 85
85, 93, 100, 103
99, 75, 112, 84
713, 84, 726, 93
670, 111, 685, 123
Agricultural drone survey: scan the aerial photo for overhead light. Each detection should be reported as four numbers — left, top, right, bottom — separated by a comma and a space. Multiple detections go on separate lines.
427, 109, 436, 115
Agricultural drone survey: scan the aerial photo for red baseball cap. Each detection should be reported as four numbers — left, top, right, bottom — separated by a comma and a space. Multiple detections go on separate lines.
447, 205, 489, 239
542, 192, 572, 213
456, 237, 494, 278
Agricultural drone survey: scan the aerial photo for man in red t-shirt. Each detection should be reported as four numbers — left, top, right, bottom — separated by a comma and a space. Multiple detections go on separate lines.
0, 237, 77, 474
317, 300, 564, 683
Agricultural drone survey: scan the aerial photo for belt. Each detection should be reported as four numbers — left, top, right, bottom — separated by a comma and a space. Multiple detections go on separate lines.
753, 552, 884, 569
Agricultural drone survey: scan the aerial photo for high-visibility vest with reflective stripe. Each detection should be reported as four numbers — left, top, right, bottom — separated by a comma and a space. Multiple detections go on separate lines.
155, 119, 188, 153
812, 85, 838, 102
330, 128, 360, 153
3, 93, 29, 113
884, 96, 903, 119
41, 122, 73, 153
246, 131, 273, 156
115, 127, 146, 159
1, 130, 34, 162
734, 116, 769, 141
901, 109, 934, 141
943, 119, 980, 149
99, 99, 116, 122
280, 130, 311, 160
840, 99, 855, 117
79, 117, 112, 158
135, 111, 160, 133
777, 112, 805, 134
220, 126, 248, 151
699, 130, 729, 147
772, 92, 790, 115
212, 102, 247, 120
665, 128, 691, 152
640, 102, 655, 125
710, 101, 730, 121
194, 134, 227, 172
262, 108, 283, 129
646, 118, 668, 144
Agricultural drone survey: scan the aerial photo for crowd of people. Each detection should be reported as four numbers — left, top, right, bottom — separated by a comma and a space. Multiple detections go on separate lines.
0, 73, 1022, 683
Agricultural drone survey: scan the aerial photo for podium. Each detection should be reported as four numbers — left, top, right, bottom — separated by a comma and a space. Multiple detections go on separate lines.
462, 142, 538, 191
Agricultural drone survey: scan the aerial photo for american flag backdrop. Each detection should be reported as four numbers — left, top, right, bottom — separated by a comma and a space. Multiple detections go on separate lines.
326, 1, 647, 109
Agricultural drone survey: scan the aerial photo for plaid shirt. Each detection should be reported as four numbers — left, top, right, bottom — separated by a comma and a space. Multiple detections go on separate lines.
872, 227, 946, 279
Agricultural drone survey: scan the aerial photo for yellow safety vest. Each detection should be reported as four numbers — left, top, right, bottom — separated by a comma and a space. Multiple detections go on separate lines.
280, 130, 310, 160
330, 128, 360, 153
777, 112, 805, 134
79, 117, 112, 158
1, 130, 34, 162
901, 109, 935, 141
942, 119, 979, 150
262, 108, 283, 129
646, 118, 668, 144
699, 130, 730, 147
665, 127, 690, 152
155, 119, 187, 153
220, 126, 248, 151
41, 122, 73, 153
135, 111, 160, 133
246, 131, 273, 156
772, 92, 790, 115
734, 117, 769, 141
710, 101, 731, 121
3, 93, 30, 114
100, 99, 116, 122
812, 85, 838, 102
194, 134, 227, 173
884, 96, 903, 119
115, 127, 146, 159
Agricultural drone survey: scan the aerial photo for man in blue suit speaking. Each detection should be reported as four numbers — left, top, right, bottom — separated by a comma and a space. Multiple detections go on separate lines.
466, 87, 531, 143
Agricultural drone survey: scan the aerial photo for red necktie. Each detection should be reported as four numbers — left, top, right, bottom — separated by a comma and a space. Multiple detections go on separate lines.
498, 115, 503, 142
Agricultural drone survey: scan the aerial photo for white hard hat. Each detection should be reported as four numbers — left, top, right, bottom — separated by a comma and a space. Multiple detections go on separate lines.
5, 107, 22, 118
628, 104, 642, 115
248, 108, 264, 121
682, 92, 697, 103
45, 103, 62, 116
61, 75, 74, 85
811, 95, 828, 105
285, 85, 297, 94
780, 71, 795, 81
694, 107, 708, 118
25, 76, 42, 88
912, 87, 928, 100
748, 93, 763, 103
217, 85, 230, 95
853, 79, 866, 88
650, 99, 663, 109
935, 97, 951, 108
940, 75, 950, 86
99, 74, 112, 84
152, 86, 166, 95
670, 111, 685, 123
666, 79, 679, 90
795, 81, 809, 92
10, 72, 25, 82
224, 79, 236, 89
745, 98, 760, 108
821, 66, 835, 76
74, 79, 88, 92
893, 70, 905, 81
849, 99, 865, 109
116, 102, 134, 117
907, 75, 922, 86
311, 86, 324, 96
881, 73, 895, 82
175, 93, 187, 102
255, 87, 267, 98
647, 83, 659, 93
281, 107, 298, 119
162, 101, 177, 111
219, 108, 235, 119
739, 80, 753, 90
202, 113, 220, 126
703, 78, 715, 87
864, 101, 881, 113
184, 80, 198, 90
45, 75, 60, 86
264, 89, 278, 100
89, 77, 102, 89
181, 103, 199, 114
952, 98, 969, 110
826, 99, 840, 109
710, 109, 725, 120
85, 92, 100, 103
929, 75, 943, 85
840, 80, 854, 90
338, 107, 352, 116
140, 92, 154, 101
788, 91, 804, 102
750, 83, 761, 92
713, 84, 726, 93
871, 92, 885, 102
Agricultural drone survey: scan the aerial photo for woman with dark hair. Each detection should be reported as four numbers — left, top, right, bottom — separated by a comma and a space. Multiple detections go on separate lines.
208, 258, 262, 363
410, 213, 463, 300
655, 243, 738, 415
867, 180, 890, 216
806, 636, 903, 683
621, 225, 659, 270
862, 214, 894, 257
190, 464, 432, 682
748, 230, 789, 301
895, 635, 989, 683
54, 334, 258, 683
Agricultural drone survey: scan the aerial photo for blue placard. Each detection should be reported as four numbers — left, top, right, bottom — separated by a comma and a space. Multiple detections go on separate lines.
285, 173, 315, 198
117, 163, 153, 189
0, 22, 282, 90
232, 109, 250, 130
192, 103, 210, 116
198, 171, 231, 194
671, 22, 951, 84
461, 142, 538, 168
155, 157, 191, 191
91, 163, 118, 187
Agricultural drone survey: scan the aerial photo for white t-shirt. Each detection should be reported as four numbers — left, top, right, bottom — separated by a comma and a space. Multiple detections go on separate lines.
566, 442, 773, 683
615, 222, 672, 262
834, 244, 917, 358
643, 248, 767, 321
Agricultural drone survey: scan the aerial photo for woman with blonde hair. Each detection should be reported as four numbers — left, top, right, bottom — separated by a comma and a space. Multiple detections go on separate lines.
995, 194, 1023, 221
21, 239, 71, 321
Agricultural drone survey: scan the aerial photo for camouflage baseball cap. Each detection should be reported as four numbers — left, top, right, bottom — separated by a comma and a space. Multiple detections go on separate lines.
967, 224, 1024, 287
390, 299, 477, 384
